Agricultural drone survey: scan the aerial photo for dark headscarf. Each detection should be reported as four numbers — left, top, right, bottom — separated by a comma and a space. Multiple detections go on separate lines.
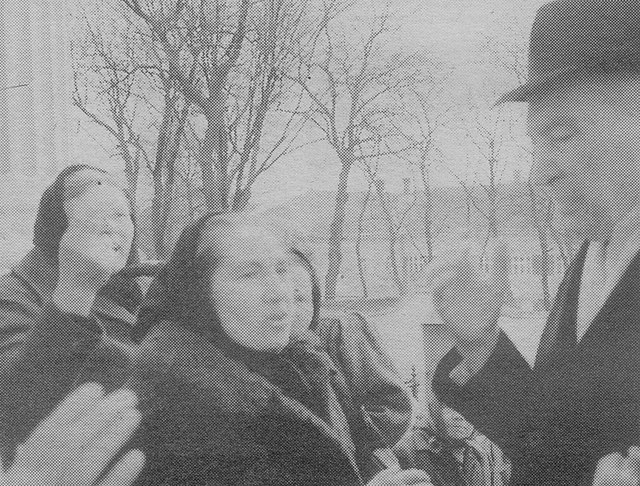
33, 164, 142, 313
290, 248, 322, 330
33, 164, 99, 257
134, 211, 234, 341
134, 212, 339, 413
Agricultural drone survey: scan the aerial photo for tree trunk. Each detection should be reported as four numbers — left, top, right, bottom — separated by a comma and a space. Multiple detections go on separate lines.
488, 157, 499, 238
324, 156, 353, 301
374, 186, 405, 294
123, 153, 139, 211
151, 98, 185, 257
355, 182, 372, 298
198, 123, 226, 211
418, 156, 434, 263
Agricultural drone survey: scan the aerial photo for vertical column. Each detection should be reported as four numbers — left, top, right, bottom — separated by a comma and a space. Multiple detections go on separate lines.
31, 0, 57, 174
51, 0, 72, 172
0, 3, 12, 174
4, 2, 36, 175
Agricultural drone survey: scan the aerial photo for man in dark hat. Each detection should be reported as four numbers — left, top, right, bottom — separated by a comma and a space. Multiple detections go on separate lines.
430, 0, 640, 484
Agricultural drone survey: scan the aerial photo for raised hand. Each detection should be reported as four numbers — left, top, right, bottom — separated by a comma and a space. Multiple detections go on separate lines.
427, 239, 509, 346
0, 383, 145, 486
366, 467, 433, 486
54, 218, 131, 316
593, 448, 640, 486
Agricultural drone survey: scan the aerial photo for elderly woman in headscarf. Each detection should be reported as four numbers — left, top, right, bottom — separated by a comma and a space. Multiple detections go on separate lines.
288, 248, 412, 449
126, 212, 431, 486
0, 164, 143, 457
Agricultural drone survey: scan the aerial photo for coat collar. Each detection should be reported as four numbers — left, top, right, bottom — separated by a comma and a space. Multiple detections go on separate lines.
534, 243, 589, 369
138, 321, 363, 481
535, 243, 640, 369
12, 247, 136, 327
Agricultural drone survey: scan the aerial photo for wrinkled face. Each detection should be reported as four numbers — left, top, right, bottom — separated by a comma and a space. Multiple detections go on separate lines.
209, 225, 296, 353
440, 406, 475, 442
527, 75, 640, 241
64, 183, 134, 261
290, 260, 314, 336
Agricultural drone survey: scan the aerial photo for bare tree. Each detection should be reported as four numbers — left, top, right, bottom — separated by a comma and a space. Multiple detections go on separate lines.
149, 83, 191, 256
395, 80, 451, 264
296, 5, 421, 300
72, 18, 152, 211
357, 157, 418, 295
456, 109, 512, 241
72, 5, 193, 257
122, 0, 311, 212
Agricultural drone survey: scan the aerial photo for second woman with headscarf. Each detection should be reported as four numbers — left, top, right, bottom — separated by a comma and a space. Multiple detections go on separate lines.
129, 212, 431, 486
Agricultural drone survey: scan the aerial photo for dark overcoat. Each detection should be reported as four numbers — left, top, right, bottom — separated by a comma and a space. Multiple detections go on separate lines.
433, 244, 640, 485
128, 322, 382, 486
0, 247, 138, 455
0, 306, 386, 485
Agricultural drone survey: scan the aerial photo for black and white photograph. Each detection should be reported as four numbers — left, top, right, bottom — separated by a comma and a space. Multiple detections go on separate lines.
0, 0, 639, 485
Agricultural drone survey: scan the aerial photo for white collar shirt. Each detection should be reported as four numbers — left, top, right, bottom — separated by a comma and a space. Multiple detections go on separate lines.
577, 202, 640, 341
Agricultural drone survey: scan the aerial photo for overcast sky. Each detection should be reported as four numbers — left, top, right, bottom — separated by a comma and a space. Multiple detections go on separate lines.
53, 0, 551, 210
249, 0, 549, 209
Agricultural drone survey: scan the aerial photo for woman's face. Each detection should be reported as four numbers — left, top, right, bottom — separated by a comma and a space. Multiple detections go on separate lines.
290, 260, 314, 336
64, 183, 135, 262
209, 224, 296, 353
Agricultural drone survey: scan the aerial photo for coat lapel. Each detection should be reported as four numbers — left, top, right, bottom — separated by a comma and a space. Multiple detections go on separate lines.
535, 244, 640, 370
534, 243, 588, 370
579, 248, 640, 347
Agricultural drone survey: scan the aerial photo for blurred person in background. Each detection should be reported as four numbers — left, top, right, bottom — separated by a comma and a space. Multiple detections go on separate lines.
289, 248, 412, 449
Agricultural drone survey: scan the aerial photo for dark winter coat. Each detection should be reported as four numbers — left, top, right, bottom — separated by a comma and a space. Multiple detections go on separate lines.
433, 244, 640, 485
0, 247, 140, 456
127, 320, 390, 486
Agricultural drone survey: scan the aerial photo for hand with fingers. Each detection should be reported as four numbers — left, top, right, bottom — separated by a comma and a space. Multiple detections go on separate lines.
427, 239, 509, 347
593, 447, 640, 486
1, 383, 145, 486
53, 218, 131, 317
366, 467, 433, 486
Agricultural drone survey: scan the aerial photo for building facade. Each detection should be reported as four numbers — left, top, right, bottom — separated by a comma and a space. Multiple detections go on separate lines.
0, 0, 72, 176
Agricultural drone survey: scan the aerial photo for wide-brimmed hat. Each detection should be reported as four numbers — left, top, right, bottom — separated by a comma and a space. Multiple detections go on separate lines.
497, 0, 640, 104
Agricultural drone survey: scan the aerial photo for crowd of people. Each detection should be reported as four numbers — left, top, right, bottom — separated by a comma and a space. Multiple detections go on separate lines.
2, 0, 640, 484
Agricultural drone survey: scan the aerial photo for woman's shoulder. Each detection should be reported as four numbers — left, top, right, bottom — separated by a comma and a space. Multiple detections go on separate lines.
133, 321, 277, 415
0, 263, 46, 331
